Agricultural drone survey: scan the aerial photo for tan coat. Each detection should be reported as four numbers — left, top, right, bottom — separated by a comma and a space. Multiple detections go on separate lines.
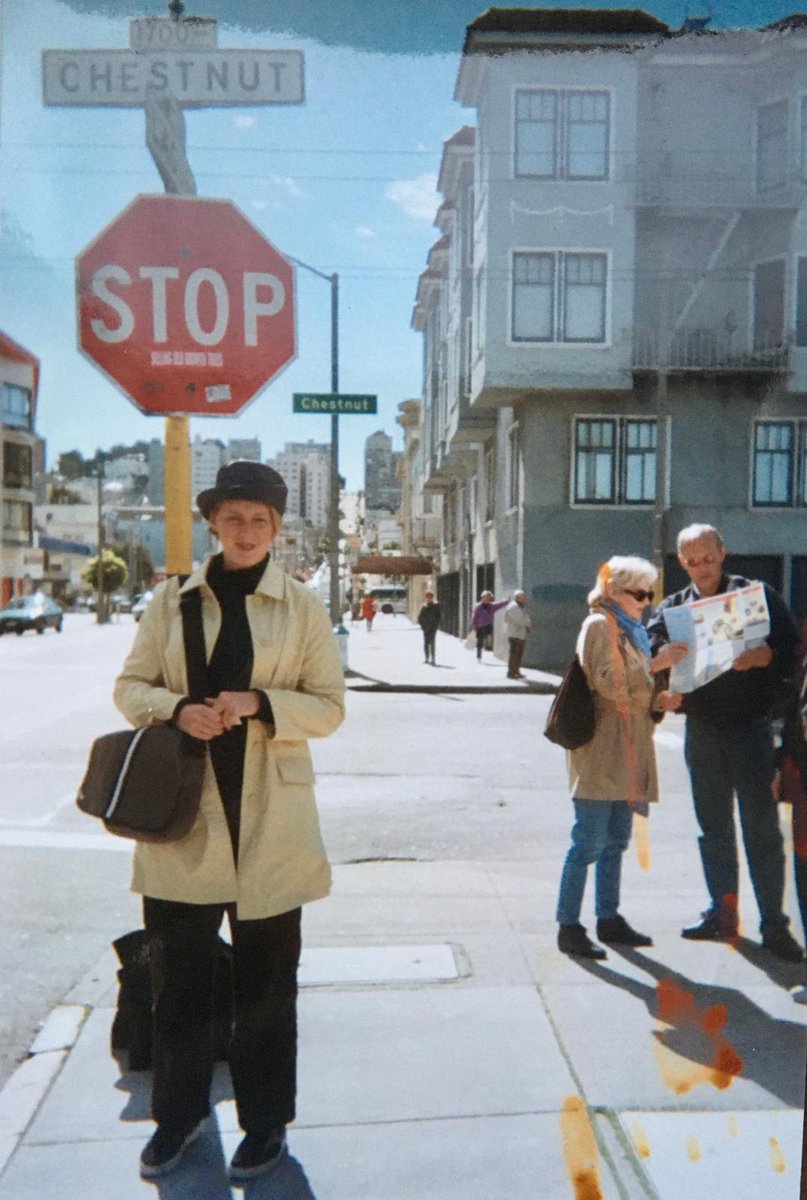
567, 611, 659, 804
113, 559, 345, 919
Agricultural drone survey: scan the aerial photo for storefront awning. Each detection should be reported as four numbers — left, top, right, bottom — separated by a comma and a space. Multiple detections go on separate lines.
354, 555, 433, 576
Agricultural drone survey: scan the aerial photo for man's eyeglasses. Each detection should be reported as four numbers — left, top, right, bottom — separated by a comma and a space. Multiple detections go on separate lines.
681, 554, 719, 569
623, 589, 654, 603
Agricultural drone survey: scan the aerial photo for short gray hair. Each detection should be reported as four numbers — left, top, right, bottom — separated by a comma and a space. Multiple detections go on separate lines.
677, 523, 724, 553
588, 555, 657, 607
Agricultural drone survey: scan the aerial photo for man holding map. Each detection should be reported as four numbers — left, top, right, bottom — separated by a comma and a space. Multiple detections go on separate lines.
648, 523, 803, 961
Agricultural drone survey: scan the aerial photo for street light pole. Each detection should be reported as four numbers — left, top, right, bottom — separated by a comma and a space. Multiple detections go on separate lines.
287, 255, 341, 625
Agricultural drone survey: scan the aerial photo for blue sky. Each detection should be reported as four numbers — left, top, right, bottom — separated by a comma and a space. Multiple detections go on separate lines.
0, 0, 796, 489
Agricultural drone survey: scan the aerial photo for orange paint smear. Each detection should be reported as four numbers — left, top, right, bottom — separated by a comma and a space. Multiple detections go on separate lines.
654, 978, 744, 1095
686, 1136, 702, 1162
560, 1095, 605, 1200
634, 812, 651, 872
769, 1137, 786, 1174
630, 1121, 652, 1158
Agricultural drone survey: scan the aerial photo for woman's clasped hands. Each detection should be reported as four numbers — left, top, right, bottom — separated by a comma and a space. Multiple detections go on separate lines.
176, 692, 260, 740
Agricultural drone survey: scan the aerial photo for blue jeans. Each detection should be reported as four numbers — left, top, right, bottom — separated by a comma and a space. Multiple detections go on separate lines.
684, 716, 787, 935
556, 800, 633, 925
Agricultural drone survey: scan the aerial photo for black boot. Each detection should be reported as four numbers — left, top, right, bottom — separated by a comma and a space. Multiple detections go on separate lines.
596, 915, 652, 947
557, 923, 606, 959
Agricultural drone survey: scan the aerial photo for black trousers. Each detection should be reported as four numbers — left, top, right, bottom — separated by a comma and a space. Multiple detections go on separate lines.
422, 629, 436, 661
143, 896, 301, 1136
507, 637, 525, 676
475, 624, 493, 658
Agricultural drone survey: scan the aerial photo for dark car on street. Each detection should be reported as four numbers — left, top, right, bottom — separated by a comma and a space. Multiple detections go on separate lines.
0, 594, 64, 636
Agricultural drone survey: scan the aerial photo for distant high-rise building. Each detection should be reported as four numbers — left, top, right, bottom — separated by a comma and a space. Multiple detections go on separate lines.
147, 438, 164, 506
267, 440, 329, 527
364, 429, 401, 513
227, 438, 262, 463
191, 436, 225, 497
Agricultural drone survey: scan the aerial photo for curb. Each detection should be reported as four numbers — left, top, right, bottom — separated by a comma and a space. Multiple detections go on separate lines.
0, 1005, 87, 1175
345, 681, 558, 694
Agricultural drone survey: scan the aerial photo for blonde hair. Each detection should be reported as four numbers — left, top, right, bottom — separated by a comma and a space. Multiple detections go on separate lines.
588, 555, 657, 607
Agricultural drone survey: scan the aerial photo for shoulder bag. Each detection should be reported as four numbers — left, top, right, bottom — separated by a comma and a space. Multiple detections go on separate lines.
543, 654, 595, 750
76, 584, 208, 842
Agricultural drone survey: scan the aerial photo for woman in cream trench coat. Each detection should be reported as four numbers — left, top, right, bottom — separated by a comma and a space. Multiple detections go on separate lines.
115, 557, 344, 919
114, 461, 345, 1184
555, 555, 687, 961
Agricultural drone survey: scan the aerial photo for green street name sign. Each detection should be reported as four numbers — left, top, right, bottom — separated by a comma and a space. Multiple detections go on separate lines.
293, 393, 377, 414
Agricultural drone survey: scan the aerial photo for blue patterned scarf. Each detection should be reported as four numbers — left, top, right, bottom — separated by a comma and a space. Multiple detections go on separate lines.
601, 600, 652, 659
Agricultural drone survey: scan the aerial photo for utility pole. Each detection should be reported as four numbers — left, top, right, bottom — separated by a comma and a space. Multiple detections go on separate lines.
95, 455, 107, 624
288, 256, 342, 625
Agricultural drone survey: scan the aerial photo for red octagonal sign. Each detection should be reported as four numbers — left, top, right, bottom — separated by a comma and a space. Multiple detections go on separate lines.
76, 194, 296, 416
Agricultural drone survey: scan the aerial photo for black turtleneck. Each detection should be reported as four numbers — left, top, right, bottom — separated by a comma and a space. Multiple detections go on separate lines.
204, 552, 272, 863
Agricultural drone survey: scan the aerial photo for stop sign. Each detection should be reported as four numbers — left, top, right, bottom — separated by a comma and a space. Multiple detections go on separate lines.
76, 194, 296, 416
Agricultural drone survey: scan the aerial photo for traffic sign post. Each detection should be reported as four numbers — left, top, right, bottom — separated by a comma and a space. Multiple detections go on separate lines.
48, 4, 305, 577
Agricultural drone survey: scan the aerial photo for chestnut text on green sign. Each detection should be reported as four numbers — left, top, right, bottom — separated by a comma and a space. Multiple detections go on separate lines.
293, 393, 377, 414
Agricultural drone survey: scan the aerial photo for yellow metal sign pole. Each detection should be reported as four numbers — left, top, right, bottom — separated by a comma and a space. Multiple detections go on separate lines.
164, 414, 192, 576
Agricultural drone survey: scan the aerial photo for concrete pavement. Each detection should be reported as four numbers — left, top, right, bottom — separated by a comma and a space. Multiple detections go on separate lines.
0, 614, 805, 1199
342, 609, 560, 692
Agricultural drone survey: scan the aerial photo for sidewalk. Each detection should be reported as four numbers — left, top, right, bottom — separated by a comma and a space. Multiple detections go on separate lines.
342, 611, 560, 693
0, 618, 805, 1199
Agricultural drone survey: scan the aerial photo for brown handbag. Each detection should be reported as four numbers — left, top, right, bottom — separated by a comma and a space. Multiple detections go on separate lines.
76, 585, 207, 842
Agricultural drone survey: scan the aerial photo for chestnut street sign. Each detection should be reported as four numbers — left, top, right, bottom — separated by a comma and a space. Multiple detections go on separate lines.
42, 48, 304, 107
76, 194, 296, 416
293, 393, 377, 414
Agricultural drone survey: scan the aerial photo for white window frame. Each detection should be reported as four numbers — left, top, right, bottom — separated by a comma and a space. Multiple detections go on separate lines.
513, 87, 611, 181
750, 255, 787, 352
2, 498, 33, 544
484, 444, 495, 523
1, 384, 33, 431
506, 420, 521, 511
750, 418, 807, 509
570, 415, 658, 508
756, 97, 788, 193
462, 316, 473, 396
795, 255, 807, 346
510, 249, 610, 346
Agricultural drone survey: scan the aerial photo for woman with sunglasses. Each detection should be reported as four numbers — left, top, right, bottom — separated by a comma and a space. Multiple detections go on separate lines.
555, 556, 687, 959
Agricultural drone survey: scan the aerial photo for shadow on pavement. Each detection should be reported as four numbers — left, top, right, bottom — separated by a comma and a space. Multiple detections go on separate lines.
575, 947, 807, 1107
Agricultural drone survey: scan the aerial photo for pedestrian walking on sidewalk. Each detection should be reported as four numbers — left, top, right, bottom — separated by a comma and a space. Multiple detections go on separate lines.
470, 590, 508, 660
417, 590, 440, 664
114, 461, 345, 1182
362, 593, 377, 632
504, 590, 531, 678
556, 556, 686, 960
648, 523, 803, 962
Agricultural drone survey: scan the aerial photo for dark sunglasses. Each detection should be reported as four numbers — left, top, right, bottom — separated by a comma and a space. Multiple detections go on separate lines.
623, 588, 654, 603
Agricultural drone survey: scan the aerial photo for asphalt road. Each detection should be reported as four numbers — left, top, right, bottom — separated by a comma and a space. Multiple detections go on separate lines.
0, 611, 700, 1091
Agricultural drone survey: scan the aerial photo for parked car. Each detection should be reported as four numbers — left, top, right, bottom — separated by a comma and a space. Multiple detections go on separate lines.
109, 590, 134, 613
0, 594, 64, 636
132, 590, 154, 622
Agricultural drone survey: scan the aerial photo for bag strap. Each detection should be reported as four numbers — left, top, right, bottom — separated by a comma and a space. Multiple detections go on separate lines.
177, 578, 207, 703
605, 613, 643, 807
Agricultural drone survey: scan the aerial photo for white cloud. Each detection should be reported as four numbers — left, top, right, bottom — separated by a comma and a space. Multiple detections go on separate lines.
251, 199, 268, 211
271, 174, 305, 199
233, 114, 256, 130
355, 225, 377, 239
385, 174, 439, 223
